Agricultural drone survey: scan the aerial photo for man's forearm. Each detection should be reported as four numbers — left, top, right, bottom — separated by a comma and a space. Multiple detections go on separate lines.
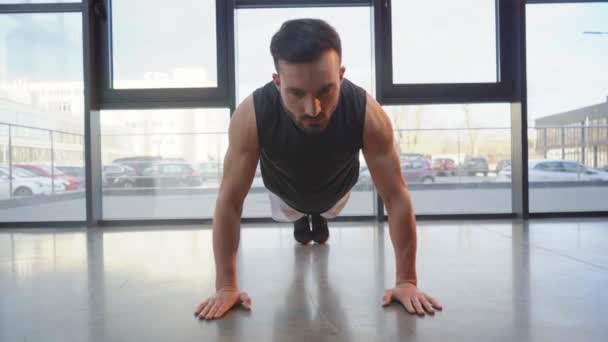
385, 188, 418, 286
212, 194, 243, 291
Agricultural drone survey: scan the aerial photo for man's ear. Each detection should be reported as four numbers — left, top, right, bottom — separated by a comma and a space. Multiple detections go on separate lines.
272, 73, 281, 89
339, 66, 346, 82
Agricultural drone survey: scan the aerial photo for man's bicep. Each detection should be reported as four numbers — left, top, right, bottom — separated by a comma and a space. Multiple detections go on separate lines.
220, 147, 259, 204
362, 95, 406, 202
363, 144, 405, 202
219, 96, 260, 203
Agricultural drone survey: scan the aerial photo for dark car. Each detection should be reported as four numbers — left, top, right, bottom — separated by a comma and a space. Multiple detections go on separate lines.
402, 160, 435, 184
460, 156, 489, 176
103, 164, 136, 188
113, 156, 163, 176
136, 162, 201, 188
432, 158, 457, 176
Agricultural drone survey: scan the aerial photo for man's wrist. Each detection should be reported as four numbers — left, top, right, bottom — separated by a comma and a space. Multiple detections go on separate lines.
215, 276, 237, 292
216, 285, 239, 292
395, 279, 417, 287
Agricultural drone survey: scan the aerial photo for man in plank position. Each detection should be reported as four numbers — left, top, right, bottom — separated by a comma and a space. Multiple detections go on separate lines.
194, 18, 442, 320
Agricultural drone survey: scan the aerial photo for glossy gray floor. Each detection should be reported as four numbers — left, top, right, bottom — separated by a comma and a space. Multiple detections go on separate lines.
1, 218, 607, 342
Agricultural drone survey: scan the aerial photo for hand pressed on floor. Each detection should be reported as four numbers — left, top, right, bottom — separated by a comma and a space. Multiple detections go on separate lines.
382, 283, 442, 316
194, 288, 252, 320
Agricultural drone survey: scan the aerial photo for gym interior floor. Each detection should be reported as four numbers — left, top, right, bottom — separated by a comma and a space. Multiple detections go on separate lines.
1, 218, 606, 342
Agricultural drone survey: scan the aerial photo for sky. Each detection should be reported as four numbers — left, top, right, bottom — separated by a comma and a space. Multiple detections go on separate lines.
526, 3, 608, 122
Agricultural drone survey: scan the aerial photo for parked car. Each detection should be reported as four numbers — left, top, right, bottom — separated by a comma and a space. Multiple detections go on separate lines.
359, 160, 435, 185
13, 164, 81, 190
197, 161, 223, 182
432, 158, 457, 176
534, 161, 608, 182
0, 167, 65, 197
103, 164, 136, 188
460, 156, 489, 176
113, 156, 163, 176
56, 165, 85, 178
495, 159, 511, 174
135, 162, 201, 188
499, 160, 608, 182
402, 160, 435, 184
399, 153, 428, 161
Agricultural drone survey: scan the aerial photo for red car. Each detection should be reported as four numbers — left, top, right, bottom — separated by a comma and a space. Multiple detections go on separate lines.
13, 164, 82, 191
432, 158, 457, 176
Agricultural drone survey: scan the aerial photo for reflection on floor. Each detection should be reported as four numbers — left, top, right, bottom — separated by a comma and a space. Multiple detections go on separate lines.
1, 218, 607, 342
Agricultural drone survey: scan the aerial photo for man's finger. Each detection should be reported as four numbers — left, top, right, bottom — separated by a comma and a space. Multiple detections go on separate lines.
240, 292, 252, 310
194, 301, 207, 316
400, 296, 416, 314
411, 297, 425, 315
419, 296, 435, 314
198, 300, 214, 319
214, 302, 231, 319
426, 295, 443, 310
206, 301, 222, 320
382, 290, 394, 307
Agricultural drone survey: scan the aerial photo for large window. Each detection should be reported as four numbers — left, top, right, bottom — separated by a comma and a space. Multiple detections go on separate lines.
110, 0, 217, 89
235, 6, 376, 217
101, 108, 229, 219
0, 12, 85, 222
526, 2, 608, 213
384, 103, 512, 214
235, 6, 374, 102
391, 0, 497, 84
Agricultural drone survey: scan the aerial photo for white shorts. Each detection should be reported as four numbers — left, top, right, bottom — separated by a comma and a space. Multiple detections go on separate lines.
268, 191, 351, 222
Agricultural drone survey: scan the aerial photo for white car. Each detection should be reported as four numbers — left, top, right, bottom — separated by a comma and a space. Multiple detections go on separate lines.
497, 160, 608, 182
0, 167, 66, 198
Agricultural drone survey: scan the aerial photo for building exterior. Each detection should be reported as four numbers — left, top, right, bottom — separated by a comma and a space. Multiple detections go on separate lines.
535, 97, 608, 169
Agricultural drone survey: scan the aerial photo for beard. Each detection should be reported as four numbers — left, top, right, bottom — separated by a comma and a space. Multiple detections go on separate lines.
286, 110, 329, 135
298, 115, 329, 135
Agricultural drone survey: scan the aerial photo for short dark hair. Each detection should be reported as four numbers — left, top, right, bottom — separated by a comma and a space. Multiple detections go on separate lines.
270, 19, 342, 71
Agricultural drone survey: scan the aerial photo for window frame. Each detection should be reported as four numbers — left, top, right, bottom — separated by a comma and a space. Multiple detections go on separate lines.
95, 0, 234, 110
235, 0, 371, 8
374, 0, 517, 105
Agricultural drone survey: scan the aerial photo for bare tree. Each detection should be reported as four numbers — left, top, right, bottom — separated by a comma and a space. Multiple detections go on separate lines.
463, 104, 478, 156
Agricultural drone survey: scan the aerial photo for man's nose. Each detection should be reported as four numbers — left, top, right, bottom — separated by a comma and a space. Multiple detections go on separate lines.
304, 97, 322, 117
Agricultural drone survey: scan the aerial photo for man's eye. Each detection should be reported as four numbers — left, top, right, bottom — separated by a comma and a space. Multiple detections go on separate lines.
319, 87, 332, 96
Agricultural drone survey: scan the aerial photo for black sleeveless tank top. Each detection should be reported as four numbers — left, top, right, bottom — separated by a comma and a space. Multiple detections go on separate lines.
253, 78, 367, 214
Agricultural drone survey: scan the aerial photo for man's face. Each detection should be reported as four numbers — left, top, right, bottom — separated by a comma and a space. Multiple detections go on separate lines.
272, 50, 345, 134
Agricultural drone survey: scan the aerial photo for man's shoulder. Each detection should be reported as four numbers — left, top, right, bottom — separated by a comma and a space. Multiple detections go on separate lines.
253, 81, 277, 96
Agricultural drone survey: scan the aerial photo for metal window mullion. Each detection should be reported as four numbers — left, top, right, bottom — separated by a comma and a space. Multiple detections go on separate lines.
235, 0, 371, 9
527, 0, 607, 4
50, 131, 55, 193
0, 3, 83, 14
84, 0, 103, 225
8, 125, 13, 197
511, 0, 529, 219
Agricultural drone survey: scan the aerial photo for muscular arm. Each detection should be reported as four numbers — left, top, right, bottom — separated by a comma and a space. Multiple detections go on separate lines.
362, 95, 417, 286
213, 95, 260, 290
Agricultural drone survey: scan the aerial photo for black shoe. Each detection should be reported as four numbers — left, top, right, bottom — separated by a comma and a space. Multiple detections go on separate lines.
293, 215, 313, 245
311, 214, 329, 244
